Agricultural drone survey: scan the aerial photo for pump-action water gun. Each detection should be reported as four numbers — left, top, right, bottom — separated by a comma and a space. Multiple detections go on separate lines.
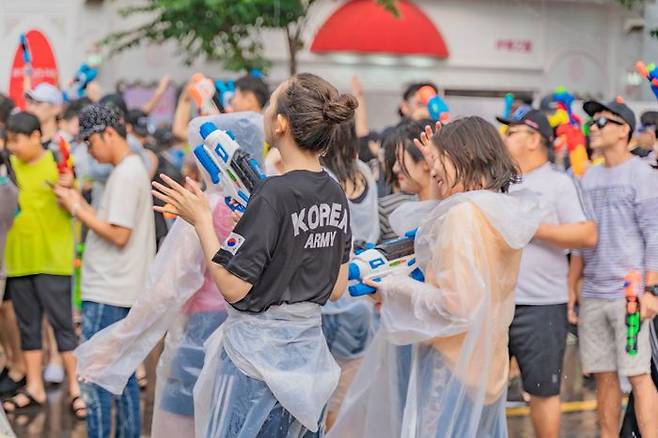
64, 64, 98, 101
636, 61, 658, 100
348, 229, 424, 297
19, 33, 32, 79
194, 122, 266, 213
624, 270, 642, 356
416, 86, 450, 123
188, 73, 219, 116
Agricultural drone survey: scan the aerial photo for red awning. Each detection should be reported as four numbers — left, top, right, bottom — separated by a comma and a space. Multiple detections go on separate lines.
310, 0, 448, 58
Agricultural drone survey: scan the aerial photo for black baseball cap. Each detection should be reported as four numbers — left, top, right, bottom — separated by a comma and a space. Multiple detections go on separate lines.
76, 103, 125, 141
126, 109, 151, 137
583, 97, 636, 133
496, 106, 554, 142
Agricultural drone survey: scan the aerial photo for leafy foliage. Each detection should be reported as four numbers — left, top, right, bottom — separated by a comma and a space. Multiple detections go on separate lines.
102, 0, 398, 73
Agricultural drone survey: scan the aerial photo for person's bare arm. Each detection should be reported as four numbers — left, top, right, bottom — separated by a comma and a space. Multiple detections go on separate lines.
142, 75, 172, 114
567, 254, 584, 324
53, 186, 132, 248
352, 76, 369, 138
534, 221, 598, 249
152, 175, 253, 303
191, 213, 253, 303
329, 263, 349, 301
172, 83, 193, 142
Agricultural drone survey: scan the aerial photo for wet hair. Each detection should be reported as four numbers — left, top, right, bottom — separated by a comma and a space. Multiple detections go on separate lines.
382, 119, 427, 186
235, 75, 270, 110
6, 111, 41, 136
431, 116, 520, 193
276, 73, 358, 154
0, 94, 16, 127
320, 119, 359, 189
62, 97, 92, 121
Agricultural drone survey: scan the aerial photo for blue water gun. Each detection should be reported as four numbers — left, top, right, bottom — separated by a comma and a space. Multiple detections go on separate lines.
64, 64, 98, 101
348, 229, 424, 297
503, 93, 514, 119
19, 33, 32, 78
194, 122, 266, 213
417, 85, 450, 123
214, 80, 235, 112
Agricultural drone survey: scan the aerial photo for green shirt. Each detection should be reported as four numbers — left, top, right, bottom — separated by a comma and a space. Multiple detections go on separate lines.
5, 152, 74, 277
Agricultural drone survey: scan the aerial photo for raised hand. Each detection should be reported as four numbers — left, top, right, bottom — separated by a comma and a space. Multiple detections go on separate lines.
152, 175, 210, 226
413, 121, 442, 164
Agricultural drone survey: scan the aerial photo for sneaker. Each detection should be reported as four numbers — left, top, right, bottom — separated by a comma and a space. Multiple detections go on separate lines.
43, 363, 65, 385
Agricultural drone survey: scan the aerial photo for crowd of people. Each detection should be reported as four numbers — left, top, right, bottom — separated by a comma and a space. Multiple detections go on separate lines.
0, 64, 657, 438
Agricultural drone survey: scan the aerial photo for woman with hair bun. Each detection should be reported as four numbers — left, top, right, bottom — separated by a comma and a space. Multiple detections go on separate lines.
153, 73, 357, 437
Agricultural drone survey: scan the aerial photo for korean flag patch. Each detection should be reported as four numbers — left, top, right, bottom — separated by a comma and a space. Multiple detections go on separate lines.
222, 232, 245, 255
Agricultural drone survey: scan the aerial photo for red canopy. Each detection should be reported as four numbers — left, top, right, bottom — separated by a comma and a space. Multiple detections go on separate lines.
311, 0, 448, 58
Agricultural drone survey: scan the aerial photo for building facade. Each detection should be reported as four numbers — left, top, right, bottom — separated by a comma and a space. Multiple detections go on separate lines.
0, 0, 654, 128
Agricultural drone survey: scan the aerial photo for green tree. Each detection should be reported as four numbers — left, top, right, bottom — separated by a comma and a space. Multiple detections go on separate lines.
102, 0, 398, 75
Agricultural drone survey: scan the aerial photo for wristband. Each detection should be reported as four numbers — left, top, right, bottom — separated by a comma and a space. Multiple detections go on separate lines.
645, 285, 658, 297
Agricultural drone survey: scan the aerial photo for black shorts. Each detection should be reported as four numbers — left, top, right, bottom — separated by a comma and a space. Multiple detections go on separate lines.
509, 303, 568, 397
6, 274, 77, 352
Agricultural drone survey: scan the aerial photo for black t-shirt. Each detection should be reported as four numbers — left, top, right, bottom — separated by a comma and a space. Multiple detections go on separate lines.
213, 170, 352, 313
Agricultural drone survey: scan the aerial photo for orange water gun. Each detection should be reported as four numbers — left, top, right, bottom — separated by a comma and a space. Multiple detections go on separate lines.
55, 135, 74, 175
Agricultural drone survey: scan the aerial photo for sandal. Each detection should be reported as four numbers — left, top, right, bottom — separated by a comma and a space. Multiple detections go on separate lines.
70, 395, 87, 421
2, 389, 44, 413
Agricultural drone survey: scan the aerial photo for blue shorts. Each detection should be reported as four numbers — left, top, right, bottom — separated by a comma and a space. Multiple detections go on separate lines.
160, 311, 227, 416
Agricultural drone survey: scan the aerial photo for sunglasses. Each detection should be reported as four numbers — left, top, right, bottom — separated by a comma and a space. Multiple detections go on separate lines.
588, 117, 624, 130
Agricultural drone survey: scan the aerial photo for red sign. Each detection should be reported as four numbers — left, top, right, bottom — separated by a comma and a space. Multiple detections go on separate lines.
9, 29, 59, 109
495, 39, 533, 53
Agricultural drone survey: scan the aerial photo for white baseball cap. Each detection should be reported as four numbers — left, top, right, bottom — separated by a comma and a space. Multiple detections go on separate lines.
25, 83, 63, 106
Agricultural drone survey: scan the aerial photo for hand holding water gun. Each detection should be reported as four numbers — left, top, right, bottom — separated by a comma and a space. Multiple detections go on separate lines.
624, 270, 642, 356
635, 61, 658, 100
64, 64, 98, 101
188, 73, 219, 116
348, 230, 424, 297
193, 122, 266, 213
416, 86, 450, 123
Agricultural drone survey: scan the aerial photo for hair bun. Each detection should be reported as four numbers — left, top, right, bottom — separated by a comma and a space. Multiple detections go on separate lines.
323, 93, 358, 124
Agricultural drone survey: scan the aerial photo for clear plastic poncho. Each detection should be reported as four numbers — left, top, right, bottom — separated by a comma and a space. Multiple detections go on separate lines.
327, 190, 541, 438
321, 159, 381, 413
75, 112, 265, 437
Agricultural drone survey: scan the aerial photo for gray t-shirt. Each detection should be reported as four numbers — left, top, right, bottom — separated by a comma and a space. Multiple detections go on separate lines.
82, 155, 155, 308
510, 163, 587, 305
580, 157, 658, 300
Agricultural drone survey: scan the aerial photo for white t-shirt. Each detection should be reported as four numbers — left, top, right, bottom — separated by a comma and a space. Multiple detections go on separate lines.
509, 163, 588, 305
82, 154, 155, 308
